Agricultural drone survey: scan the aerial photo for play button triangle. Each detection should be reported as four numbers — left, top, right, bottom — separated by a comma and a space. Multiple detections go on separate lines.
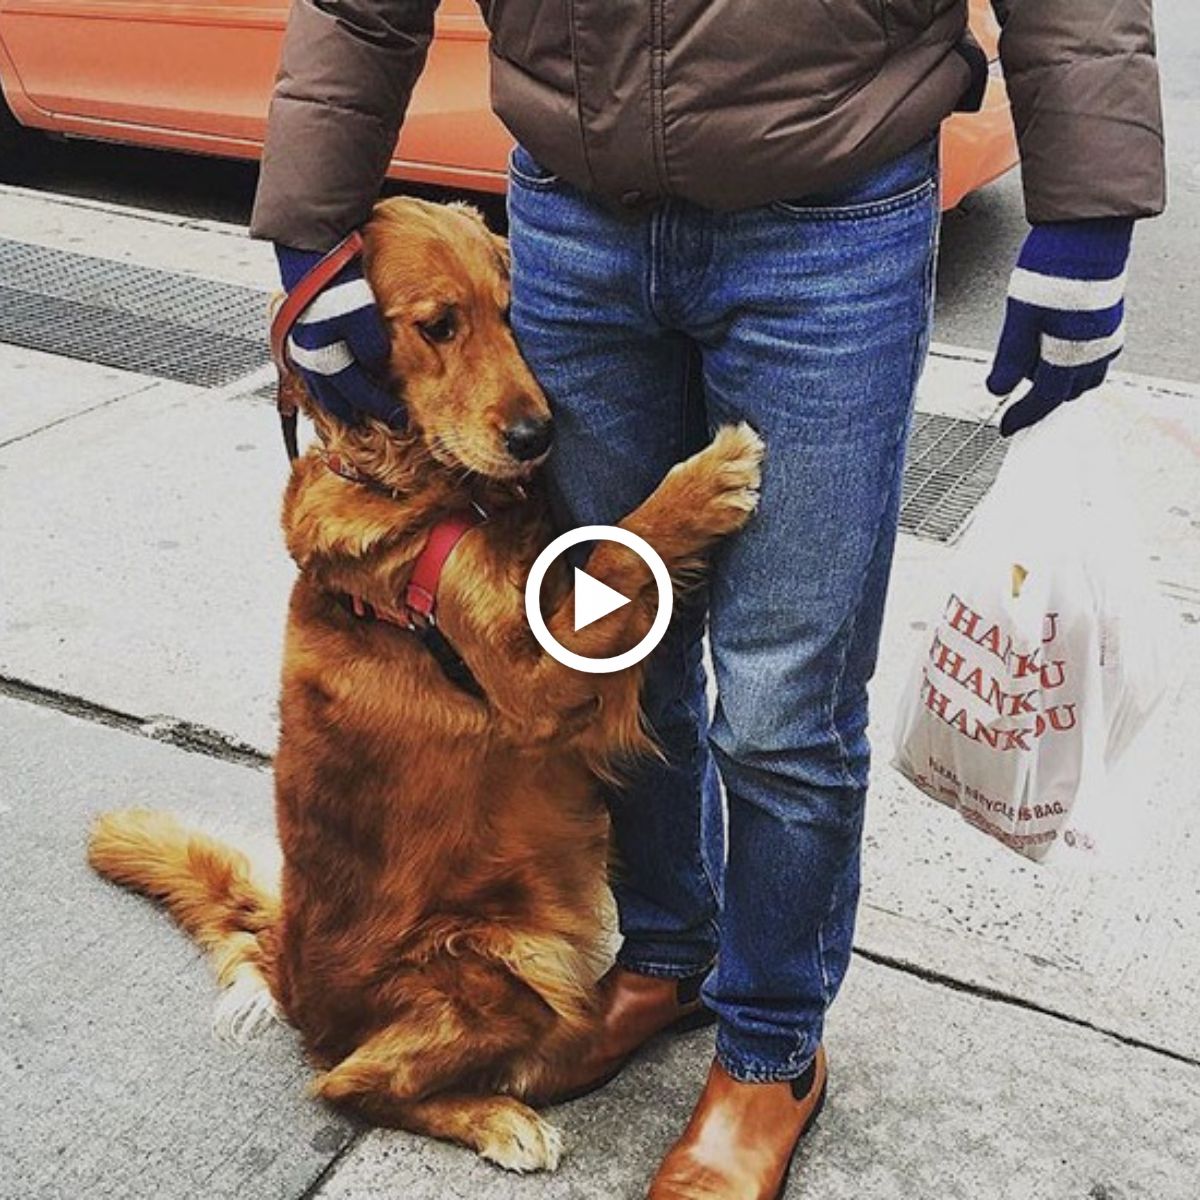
573, 567, 631, 632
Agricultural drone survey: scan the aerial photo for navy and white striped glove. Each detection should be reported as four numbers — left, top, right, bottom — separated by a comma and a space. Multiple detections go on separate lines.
987, 218, 1133, 437
275, 245, 401, 427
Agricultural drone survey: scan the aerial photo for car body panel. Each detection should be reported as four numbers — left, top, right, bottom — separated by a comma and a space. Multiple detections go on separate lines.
0, 0, 1016, 208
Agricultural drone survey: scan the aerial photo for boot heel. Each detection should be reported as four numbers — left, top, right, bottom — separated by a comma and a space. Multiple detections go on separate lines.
774, 1076, 828, 1200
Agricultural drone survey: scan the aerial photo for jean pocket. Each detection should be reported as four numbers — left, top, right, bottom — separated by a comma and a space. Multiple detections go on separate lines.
508, 144, 563, 191
769, 136, 939, 222
770, 176, 937, 222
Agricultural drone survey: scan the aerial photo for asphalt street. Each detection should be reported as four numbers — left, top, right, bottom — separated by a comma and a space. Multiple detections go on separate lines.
2, 0, 1198, 384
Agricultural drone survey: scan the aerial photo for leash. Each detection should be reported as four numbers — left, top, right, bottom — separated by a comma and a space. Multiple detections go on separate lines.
269, 233, 487, 700
270, 230, 366, 461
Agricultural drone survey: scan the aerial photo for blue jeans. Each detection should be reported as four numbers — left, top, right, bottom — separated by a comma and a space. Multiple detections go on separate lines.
507, 137, 940, 1083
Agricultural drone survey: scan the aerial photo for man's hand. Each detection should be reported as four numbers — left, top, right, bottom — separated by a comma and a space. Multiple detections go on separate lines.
275, 244, 400, 426
987, 218, 1133, 437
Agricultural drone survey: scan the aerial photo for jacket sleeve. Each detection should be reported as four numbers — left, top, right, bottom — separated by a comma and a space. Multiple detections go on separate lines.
250, 0, 439, 250
993, 0, 1165, 223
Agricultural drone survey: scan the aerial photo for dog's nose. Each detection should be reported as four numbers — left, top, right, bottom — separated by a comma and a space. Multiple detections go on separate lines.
503, 417, 554, 462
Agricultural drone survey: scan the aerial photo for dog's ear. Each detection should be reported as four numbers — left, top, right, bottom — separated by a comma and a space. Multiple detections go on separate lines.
447, 201, 510, 277
490, 232, 511, 277
447, 199, 489, 229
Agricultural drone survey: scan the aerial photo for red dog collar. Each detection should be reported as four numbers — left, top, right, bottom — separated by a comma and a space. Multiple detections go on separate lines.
333, 496, 485, 630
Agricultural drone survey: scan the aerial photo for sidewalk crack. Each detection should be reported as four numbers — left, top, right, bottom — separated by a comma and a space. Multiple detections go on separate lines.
296, 1127, 367, 1200
0, 381, 159, 451
0, 674, 270, 770
852, 945, 1200, 1069
7, 677, 1196, 1071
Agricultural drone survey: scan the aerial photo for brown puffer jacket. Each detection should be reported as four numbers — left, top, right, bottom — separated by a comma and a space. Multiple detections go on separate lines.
250, 0, 1164, 251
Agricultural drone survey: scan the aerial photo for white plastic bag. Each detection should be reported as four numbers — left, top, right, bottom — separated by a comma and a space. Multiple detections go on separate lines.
892, 404, 1170, 864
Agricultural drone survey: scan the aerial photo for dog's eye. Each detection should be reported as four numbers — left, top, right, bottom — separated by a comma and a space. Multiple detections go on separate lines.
419, 310, 458, 344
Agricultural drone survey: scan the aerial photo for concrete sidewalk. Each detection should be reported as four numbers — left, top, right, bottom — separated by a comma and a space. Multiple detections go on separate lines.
2, 187, 1199, 1200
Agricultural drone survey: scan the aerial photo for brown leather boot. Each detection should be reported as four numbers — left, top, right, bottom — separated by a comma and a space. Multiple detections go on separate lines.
546, 966, 714, 1103
646, 1047, 828, 1200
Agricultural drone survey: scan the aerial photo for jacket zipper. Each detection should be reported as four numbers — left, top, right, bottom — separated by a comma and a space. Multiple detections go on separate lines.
649, 0, 671, 194
566, 0, 599, 190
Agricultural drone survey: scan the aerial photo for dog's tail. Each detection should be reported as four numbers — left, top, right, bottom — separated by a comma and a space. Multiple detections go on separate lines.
87, 808, 283, 1042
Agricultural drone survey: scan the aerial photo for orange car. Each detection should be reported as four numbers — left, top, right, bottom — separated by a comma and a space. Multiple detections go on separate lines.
0, 0, 1015, 210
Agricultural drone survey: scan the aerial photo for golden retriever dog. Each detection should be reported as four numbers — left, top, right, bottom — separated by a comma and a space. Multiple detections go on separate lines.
88, 197, 763, 1172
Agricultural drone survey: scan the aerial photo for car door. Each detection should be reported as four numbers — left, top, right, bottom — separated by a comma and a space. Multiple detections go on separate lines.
394, 0, 510, 186
0, 0, 286, 143
0, 0, 509, 188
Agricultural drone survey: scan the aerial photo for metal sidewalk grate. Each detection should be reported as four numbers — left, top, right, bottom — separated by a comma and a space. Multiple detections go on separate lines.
899, 411, 1009, 543
0, 238, 271, 387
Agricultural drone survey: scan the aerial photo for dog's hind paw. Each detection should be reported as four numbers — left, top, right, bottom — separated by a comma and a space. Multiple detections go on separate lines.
212, 966, 282, 1046
478, 1104, 564, 1173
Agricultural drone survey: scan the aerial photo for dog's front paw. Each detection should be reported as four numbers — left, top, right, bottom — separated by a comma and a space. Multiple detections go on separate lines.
672, 422, 764, 537
619, 422, 764, 569
477, 1101, 564, 1173
704, 421, 765, 523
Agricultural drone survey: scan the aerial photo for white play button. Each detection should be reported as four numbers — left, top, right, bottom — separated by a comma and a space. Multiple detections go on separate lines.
524, 524, 673, 673
573, 567, 631, 631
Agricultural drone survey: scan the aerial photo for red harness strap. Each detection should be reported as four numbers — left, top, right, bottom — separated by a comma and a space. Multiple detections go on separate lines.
342, 507, 485, 631
338, 505, 488, 700
403, 508, 484, 625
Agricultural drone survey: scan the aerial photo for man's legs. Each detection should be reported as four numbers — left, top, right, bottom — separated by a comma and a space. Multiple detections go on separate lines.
506, 154, 720, 983
643, 138, 940, 1196
507, 140, 940, 1183
686, 137, 941, 1081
